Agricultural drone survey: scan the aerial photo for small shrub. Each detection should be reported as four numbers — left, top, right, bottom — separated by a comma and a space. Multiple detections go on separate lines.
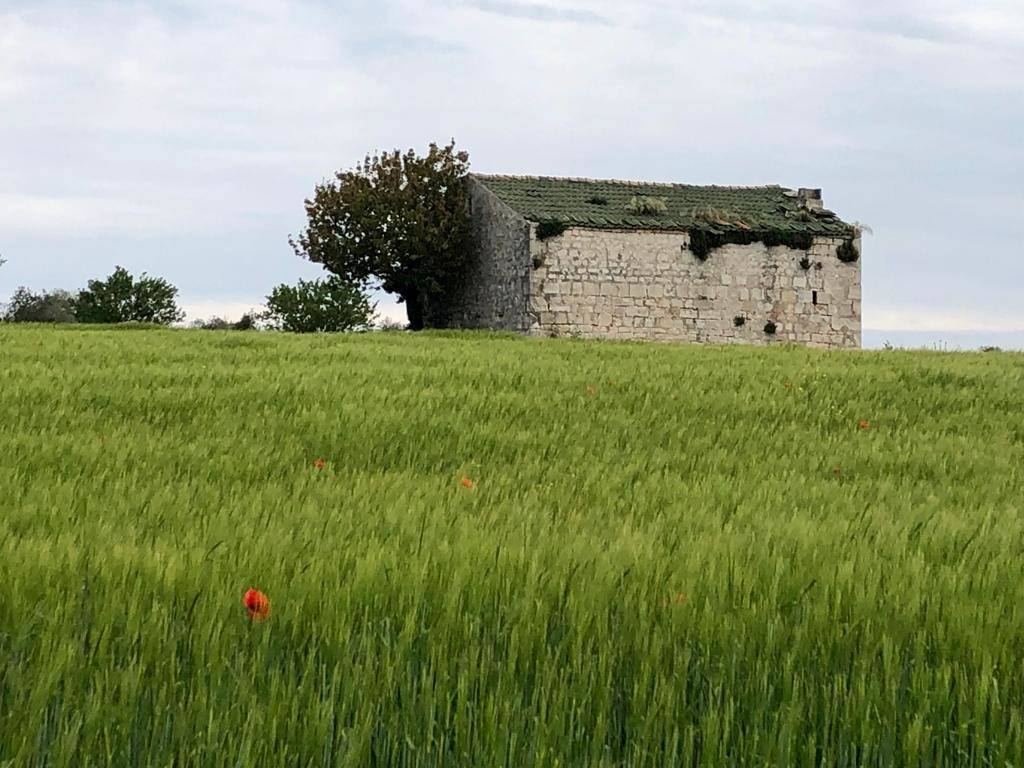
799, 256, 811, 271
733, 316, 746, 327
192, 316, 232, 330
764, 321, 777, 335
193, 314, 258, 331
837, 239, 860, 263
377, 317, 408, 332
233, 313, 257, 331
263, 275, 374, 333
535, 221, 568, 241
626, 196, 668, 215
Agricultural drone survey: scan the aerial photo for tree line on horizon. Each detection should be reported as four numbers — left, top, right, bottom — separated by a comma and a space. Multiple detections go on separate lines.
0, 265, 380, 333
3, 139, 473, 333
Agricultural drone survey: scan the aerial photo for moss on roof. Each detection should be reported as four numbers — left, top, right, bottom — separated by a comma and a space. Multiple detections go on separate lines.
472, 174, 854, 236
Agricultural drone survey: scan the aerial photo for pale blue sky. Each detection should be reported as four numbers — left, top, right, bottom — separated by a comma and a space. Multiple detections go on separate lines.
1, 0, 1022, 346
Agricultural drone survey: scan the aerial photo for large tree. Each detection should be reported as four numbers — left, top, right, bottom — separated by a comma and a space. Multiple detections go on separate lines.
290, 141, 471, 330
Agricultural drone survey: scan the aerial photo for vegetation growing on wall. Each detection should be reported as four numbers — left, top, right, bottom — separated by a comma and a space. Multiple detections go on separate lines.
837, 238, 860, 263
535, 221, 568, 241
764, 320, 777, 335
688, 228, 817, 262
684, 206, 861, 262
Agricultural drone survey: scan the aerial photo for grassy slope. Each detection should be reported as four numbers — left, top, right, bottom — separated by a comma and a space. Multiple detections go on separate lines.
1, 325, 1023, 767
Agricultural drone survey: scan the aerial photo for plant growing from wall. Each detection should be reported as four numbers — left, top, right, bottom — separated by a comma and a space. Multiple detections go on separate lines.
799, 256, 812, 271
764, 321, 777, 335
535, 221, 568, 241
626, 196, 668, 215
837, 239, 859, 263
689, 228, 818, 261
733, 315, 746, 327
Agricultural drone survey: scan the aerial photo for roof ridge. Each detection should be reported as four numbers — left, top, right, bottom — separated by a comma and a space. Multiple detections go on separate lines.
471, 173, 782, 191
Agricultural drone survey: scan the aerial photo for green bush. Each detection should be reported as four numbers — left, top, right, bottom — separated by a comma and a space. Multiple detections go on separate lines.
75, 266, 183, 325
263, 276, 374, 333
3, 287, 77, 323
192, 313, 258, 331
233, 313, 257, 331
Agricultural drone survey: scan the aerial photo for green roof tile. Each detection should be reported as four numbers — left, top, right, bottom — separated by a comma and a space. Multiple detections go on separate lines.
472, 174, 853, 236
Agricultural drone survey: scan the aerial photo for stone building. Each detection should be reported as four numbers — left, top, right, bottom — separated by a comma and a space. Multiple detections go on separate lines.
445, 174, 861, 347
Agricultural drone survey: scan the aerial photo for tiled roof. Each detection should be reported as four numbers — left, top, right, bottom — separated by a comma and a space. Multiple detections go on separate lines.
472, 174, 853, 235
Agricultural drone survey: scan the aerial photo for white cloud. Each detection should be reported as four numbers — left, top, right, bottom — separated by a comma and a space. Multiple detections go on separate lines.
866, 308, 1024, 333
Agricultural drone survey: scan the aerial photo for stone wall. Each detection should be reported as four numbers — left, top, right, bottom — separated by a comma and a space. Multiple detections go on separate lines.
442, 178, 531, 331
527, 227, 861, 347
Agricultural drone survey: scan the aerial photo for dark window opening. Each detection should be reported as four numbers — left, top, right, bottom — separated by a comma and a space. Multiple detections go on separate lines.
812, 290, 818, 306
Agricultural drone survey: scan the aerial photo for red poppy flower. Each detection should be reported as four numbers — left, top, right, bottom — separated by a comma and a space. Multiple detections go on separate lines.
313, 458, 326, 470
858, 420, 871, 430
244, 588, 270, 622
460, 476, 475, 490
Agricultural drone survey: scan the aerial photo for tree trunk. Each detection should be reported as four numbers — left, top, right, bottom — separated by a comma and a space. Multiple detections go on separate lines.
403, 289, 425, 331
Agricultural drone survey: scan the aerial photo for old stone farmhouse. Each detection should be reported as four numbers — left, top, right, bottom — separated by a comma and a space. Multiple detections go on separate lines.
444, 174, 861, 347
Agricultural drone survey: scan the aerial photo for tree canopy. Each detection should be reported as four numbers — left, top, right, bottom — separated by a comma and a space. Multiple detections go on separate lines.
290, 141, 471, 330
3, 288, 77, 323
75, 266, 184, 325
263, 276, 375, 333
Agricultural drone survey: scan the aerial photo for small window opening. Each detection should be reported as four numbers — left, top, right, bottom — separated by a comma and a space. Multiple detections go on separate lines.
812, 290, 818, 306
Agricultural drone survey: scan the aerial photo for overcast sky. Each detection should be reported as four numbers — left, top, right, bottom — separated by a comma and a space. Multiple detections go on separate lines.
1, 0, 1022, 347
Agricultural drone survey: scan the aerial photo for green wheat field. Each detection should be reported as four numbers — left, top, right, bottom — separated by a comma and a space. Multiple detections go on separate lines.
2, 325, 1024, 767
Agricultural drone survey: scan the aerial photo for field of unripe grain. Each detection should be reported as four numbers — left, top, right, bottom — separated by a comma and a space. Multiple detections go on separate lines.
1, 325, 1023, 766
